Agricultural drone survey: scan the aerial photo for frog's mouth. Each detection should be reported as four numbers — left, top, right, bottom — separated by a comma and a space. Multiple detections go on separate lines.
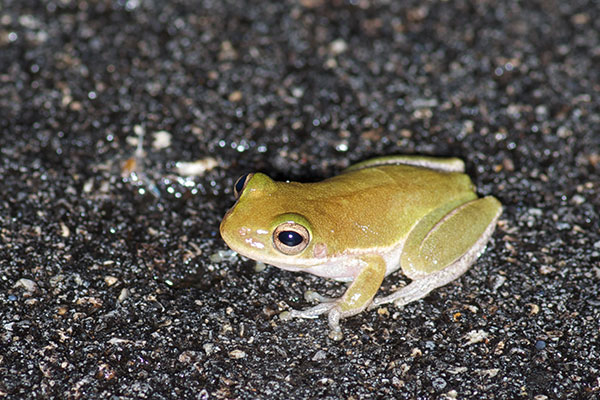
221, 230, 318, 269
220, 221, 271, 260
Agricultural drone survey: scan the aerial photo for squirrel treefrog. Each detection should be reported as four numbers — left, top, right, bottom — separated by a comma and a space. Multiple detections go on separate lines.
220, 155, 502, 340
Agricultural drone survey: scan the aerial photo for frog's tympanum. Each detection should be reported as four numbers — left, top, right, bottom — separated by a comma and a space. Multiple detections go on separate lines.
220, 155, 502, 339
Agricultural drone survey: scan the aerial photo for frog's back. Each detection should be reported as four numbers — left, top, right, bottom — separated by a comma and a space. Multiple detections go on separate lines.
292, 164, 477, 251
318, 164, 474, 205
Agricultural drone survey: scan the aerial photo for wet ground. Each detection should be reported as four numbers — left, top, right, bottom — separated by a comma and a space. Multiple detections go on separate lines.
1, 0, 599, 399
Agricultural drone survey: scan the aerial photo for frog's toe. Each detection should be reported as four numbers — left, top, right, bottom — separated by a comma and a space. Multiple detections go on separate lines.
369, 280, 426, 309
328, 327, 343, 341
280, 301, 337, 320
327, 305, 344, 340
304, 290, 335, 303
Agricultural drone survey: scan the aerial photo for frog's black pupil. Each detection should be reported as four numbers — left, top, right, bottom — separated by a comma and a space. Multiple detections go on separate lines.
278, 231, 303, 247
235, 174, 248, 194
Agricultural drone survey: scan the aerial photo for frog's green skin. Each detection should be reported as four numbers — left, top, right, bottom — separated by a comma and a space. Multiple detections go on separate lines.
220, 155, 502, 340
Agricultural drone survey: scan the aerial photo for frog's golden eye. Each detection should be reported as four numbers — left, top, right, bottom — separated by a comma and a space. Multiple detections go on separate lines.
273, 222, 310, 255
233, 173, 253, 199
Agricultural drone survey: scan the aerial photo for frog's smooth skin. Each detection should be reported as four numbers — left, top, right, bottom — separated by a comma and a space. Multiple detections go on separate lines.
220, 155, 502, 340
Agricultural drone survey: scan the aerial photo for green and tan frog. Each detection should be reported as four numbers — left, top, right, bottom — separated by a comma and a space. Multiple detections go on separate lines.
220, 155, 502, 340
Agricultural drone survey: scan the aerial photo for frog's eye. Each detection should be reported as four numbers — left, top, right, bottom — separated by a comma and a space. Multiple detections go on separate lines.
273, 222, 310, 255
233, 173, 253, 199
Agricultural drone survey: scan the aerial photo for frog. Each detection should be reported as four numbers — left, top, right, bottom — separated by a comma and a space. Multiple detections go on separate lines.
219, 155, 502, 340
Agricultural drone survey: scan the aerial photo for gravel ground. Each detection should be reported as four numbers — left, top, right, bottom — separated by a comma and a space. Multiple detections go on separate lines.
1, 0, 599, 399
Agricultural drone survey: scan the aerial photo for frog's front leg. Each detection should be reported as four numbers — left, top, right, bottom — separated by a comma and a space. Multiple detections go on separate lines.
281, 254, 386, 340
370, 196, 502, 309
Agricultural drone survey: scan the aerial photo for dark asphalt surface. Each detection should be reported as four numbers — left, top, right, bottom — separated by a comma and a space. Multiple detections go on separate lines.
1, 0, 599, 399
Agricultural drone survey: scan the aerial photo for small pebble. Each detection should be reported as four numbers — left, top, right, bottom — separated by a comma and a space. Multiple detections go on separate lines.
535, 340, 546, 350
13, 278, 37, 293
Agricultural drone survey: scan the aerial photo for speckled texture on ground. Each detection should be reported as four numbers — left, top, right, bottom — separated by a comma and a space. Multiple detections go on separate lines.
1, 0, 599, 399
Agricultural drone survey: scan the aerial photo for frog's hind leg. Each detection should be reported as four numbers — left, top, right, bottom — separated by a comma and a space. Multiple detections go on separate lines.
368, 235, 486, 308
369, 196, 502, 309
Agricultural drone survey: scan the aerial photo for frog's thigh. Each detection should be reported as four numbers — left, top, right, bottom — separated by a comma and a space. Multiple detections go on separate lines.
370, 196, 502, 309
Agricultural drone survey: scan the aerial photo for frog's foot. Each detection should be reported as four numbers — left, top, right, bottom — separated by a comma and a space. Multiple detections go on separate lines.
277, 290, 336, 321
368, 269, 458, 309
280, 300, 344, 340
369, 247, 481, 309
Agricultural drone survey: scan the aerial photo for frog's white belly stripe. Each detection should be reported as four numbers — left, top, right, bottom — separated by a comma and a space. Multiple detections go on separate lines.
272, 241, 406, 282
